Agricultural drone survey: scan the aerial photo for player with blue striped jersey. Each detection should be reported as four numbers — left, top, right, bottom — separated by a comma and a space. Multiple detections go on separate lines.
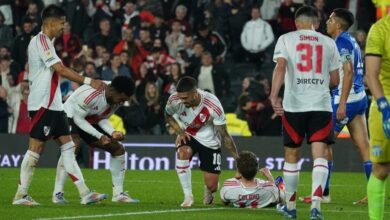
300, 8, 372, 206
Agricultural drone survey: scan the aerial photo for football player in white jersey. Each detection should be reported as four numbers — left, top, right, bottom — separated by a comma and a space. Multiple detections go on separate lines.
220, 151, 285, 208
52, 76, 139, 204
165, 76, 239, 208
13, 5, 106, 206
270, 6, 340, 220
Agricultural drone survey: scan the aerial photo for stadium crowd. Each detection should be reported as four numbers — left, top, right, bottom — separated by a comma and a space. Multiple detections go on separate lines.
0, 0, 377, 136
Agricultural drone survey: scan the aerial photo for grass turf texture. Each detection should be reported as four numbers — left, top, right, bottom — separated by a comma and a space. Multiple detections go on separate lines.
0, 169, 389, 220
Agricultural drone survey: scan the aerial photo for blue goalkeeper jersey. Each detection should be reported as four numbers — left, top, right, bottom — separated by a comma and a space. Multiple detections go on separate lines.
331, 31, 365, 104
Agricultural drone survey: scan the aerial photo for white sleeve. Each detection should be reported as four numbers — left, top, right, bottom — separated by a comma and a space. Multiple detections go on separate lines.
72, 98, 104, 139
36, 35, 61, 68
240, 24, 249, 51
273, 35, 288, 62
260, 22, 275, 51
165, 94, 179, 116
329, 40, 341, 72
212, 98, 226, 126
98, 119, 115, 136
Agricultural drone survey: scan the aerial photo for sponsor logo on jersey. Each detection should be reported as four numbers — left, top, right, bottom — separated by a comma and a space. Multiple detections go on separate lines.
297, 78, 324, 85
43, 126, 51, 136
372, 145, 383, 157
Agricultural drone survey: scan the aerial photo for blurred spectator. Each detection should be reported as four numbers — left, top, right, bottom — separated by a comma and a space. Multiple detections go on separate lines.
140, 82, 164, 134
139, 10, 155, 28
194, 23, 227, 63
277, 0, 301, 35
183, 35, 194, 57
241, 6, 274, 69
168, 5, 191, 36
116, 0, 140, 35
312, 0, 327, 34
54, 21, 82, 67
92, 0, 116, 34
355, 30, 367, 55
0, 55, 19, 89
83, 61, 100, 79
174, 49, 190, 74
0, 85, 10, 133
225, 112, 252, 136
88, 18, 119, 52
187, 40, 204, 75
116, 98, 146, 134
113, 28, 137, 58
260, 0, 282, 33
163, 62, 183, 96
192, 51, 230, 99
144, 46, 176, 82
12, 18, 34, 69
97, 50, 112, 74
8, 80, 30, 134
135, 62, 150, 100
212, 0, 231, 38
119, 50, 132, 70
137, 27, 153, 52
0, 10, 13, 48
21, 2, 41, 34
61, 0, 91, 40
165, 20, 185, 57
137, 0, 163, 17
150, 13, 169, 42
101, 53, 132, 80
228, 2, 250, 62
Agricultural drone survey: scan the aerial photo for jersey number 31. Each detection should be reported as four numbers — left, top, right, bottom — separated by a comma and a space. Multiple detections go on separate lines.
296, 43, 323, 74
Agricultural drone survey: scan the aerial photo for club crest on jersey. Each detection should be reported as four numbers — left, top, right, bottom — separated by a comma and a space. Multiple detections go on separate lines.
43, 126, 51, 136
200, 113, 207, 123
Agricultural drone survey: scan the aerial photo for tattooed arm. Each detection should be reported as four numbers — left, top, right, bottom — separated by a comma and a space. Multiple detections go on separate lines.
216, 124, 239, 160
165, 112, 191, 145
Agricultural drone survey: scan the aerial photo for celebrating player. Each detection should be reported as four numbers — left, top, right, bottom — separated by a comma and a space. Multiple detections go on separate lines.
365, 14, 390, 220
220, 151, 285, 208
165, 76, 239, 208
300, 8, 372, 205
13, 5, 107, 205
52, 76, 139, 204
270, 6, 340, 219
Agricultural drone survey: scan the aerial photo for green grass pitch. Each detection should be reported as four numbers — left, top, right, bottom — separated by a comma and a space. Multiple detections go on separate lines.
0, 168, 389, 220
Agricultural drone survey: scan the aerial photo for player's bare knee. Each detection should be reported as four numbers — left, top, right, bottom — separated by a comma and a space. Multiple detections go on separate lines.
177, 146, 191, 159
206, 183, 218, 192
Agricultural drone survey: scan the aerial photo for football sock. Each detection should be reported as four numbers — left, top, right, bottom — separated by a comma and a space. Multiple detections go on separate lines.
60, 141, 89, 196
110, 154, 125, 196
311, 158, 329, 211
53, 155, 67, 196
363, 160, 372, 180
367, 174, 386, 220
283, 162, 299, 210
176, 159, 192, 197
323, 161, 333, 196
16, 150, 40, 197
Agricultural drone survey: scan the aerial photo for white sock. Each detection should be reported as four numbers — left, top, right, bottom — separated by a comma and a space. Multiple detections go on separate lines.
110, 154, 125, 196
283, 162, 299, 210
311, 158, 329, 210
176, 159, 192, 198
60, 141, 89, 196
16, 150, 40, 197
53, 155, 67, 196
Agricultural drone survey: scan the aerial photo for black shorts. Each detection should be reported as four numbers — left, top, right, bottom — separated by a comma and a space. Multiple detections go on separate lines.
282, 111, 334, 148
29, 109, 70, 141
69, 118, 110, 145
177, 137, 221, 174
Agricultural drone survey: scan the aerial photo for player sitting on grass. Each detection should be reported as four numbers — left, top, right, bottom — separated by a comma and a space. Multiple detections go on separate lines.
220, 151, 285, 208
52, 76, 139, 204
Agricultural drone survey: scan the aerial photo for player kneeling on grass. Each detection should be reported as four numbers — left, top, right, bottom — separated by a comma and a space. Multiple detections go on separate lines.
52, 76, 139, 204
220, 151, 285, 208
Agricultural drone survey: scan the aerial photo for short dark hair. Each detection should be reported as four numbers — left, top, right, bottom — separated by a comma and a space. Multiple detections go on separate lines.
237, 151, 258, 180
295, 6, 319, 20
333, 8, 354, 30
111, 76, 135, 97
41, 5, 66, 21
176, 76, 197, 93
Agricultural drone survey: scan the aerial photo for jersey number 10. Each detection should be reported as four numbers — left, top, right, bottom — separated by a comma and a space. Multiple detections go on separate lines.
296, 43, 323, 74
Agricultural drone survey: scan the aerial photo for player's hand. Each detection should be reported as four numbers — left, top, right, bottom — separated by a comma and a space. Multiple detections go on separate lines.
336, 103, 347, 121
99, 135, 111, 145
377, 97, 390, 138
259, 168, 271, 177
175, 132, 191, 146
270, 96, 284, 116
112, 131, 124, 141
90, 79, 107, 91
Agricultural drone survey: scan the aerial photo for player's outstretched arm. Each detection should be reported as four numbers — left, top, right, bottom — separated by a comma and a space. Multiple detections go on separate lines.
52, 62, 106, 90
215, 124, 239, 160
259, 168, 274, 183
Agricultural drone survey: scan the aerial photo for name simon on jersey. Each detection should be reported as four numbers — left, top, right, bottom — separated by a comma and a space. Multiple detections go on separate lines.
299, 35, 318, 42
297, 78, 324, 85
